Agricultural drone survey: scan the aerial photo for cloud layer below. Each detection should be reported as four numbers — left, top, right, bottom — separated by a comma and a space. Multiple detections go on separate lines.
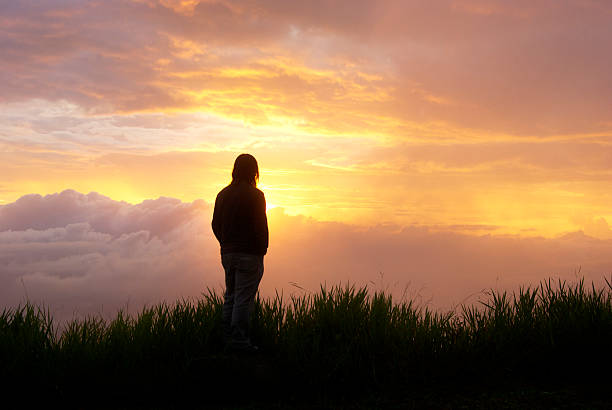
1, 190, 610, 321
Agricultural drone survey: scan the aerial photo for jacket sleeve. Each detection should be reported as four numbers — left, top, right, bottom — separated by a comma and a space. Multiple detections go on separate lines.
255, 191, 269, 254
211, 193, 222, 243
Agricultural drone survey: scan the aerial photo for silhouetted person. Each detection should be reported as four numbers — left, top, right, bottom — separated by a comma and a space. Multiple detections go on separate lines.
212, 153, 268, 353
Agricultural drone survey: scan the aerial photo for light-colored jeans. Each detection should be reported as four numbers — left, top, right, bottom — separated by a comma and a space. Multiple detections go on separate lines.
221, 252, 264, 348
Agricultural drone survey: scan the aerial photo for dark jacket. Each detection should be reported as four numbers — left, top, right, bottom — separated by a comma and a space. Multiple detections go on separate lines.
212, 182, 268, 256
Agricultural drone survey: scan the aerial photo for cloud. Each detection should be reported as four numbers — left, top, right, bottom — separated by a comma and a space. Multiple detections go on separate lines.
1, 0, 610, 137
266, 209, 612, 308
1, 190, 611, 322
3, 1, 612, 241
0, 190, 218, 320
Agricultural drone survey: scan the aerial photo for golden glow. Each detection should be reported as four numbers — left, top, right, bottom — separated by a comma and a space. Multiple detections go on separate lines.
3, 137, 612, 239
3, 1, 612, 241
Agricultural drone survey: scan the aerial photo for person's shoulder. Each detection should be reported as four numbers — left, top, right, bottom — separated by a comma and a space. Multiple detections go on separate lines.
243, 184, 265, 203
216, 184, 233, 198
252, 186, 265, 199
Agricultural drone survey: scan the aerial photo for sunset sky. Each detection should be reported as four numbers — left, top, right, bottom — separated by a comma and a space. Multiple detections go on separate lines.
1, 1, 611, 317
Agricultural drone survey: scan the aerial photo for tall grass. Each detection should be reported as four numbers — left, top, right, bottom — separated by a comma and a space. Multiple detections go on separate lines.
1, 277, 611, 405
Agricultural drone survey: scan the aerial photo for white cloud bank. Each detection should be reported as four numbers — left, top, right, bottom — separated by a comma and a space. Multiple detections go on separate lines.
1, 190, 611, 321
0, 190, 218, 320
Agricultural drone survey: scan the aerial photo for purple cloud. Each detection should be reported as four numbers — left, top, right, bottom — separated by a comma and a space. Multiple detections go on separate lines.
1, 0, 610, 135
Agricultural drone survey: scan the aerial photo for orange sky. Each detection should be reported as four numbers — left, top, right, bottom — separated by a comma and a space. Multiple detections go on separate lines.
2, 0, 612, 238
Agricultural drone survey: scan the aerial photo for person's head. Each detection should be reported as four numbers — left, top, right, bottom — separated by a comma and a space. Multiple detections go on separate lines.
231, 153, 259, 186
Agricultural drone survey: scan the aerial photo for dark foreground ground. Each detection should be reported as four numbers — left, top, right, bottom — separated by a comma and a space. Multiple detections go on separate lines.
166, 353, 610, 410
10, 349, 607, 409
304, 387, 610, 410
232, 385, 610, 410
2, 279, 611, 408
13, 367, 607, 409
68, 371, 610, 410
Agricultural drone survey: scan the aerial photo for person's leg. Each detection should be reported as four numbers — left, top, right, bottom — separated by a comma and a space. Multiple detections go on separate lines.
221, 253, 236, 342
229, 254, 264, 348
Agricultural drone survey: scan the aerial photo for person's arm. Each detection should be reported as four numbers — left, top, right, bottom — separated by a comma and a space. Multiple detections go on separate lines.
211, 193, 222, 242
255, 191, 269, 254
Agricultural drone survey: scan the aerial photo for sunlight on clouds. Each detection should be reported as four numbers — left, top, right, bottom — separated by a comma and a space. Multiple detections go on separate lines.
305, 160, 358, 172
215, 67, 278, 79
134, 0, 203, 16
2, 0, 612, 241
265, 202, 278, 212
151, 52, 400, 137
4, 105, 612, 239
166, 35, 207, 59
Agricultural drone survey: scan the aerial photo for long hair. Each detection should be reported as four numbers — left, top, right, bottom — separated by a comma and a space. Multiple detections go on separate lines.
231, 153, 259, 186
